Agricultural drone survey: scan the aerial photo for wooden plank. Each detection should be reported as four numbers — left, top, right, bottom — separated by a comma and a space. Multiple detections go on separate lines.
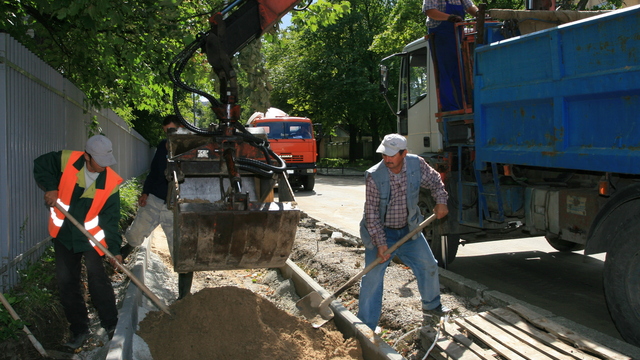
456, 317, 529, 360
490, 308, 601, 360
463, 315, 553, 360
423, 327, 484, 360
443, 324, 498, 360
480, 312, 575, 360
508, 304, 632, 360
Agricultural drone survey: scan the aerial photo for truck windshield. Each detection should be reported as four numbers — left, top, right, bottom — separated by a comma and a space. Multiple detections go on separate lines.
400, 48, 429, 110
256, 122, 313, 139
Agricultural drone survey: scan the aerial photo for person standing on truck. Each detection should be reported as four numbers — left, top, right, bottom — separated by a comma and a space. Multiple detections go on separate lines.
123, 115, 193, 299
423, 0, 478, 111
358, 134, 450, 331
33, 134, 123, 349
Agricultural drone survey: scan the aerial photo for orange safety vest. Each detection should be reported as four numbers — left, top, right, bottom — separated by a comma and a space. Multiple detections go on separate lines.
48, 150, 123, 256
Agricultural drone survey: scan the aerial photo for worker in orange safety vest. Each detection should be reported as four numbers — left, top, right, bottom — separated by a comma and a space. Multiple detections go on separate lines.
33, 134, 123, 350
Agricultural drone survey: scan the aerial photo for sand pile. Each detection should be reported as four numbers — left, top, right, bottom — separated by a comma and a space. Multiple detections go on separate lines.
138, 286, 363, 360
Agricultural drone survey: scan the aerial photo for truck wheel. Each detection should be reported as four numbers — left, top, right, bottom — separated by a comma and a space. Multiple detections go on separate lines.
603, 217, 640, 346
303, 175, 315, 191
430, 231, 460, 269
418, 190, 459, 268
545, 235, 585, 252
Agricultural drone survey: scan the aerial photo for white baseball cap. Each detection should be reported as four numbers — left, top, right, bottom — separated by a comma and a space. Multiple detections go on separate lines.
85, 135, 116, 167
376, 134, 407, 156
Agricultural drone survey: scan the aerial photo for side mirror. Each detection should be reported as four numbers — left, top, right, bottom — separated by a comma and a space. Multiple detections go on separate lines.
379, 64, 389, 95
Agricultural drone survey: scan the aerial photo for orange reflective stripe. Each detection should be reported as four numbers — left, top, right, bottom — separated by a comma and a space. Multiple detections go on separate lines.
48, 151, 83, 237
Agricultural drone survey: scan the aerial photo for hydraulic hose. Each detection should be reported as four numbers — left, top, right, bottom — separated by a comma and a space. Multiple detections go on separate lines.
168, 31, 221, 135
236, 164, 276, 177
237, 154, 286, 174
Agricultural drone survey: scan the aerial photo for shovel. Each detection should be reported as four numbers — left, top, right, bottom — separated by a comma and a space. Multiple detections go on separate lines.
297, 214, 437, 328
54, 203, 172, 316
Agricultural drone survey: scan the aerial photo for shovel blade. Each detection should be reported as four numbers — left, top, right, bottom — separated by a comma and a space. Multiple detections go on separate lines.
296, 291, 335, 327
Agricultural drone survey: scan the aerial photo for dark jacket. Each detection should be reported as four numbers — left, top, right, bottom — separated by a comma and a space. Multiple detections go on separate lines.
143, 139, 169, 202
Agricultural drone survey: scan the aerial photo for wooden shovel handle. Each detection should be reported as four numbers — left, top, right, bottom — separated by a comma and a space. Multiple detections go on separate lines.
54, 203, 172, 315
0, 292, 49, 357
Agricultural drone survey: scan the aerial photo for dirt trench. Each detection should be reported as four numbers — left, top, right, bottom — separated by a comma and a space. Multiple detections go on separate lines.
138, 215, 492, 359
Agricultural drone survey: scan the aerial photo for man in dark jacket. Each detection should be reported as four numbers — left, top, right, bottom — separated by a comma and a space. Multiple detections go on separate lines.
123, 115, 193, 298
124, 116, 179, 253
34, 134, 123, 349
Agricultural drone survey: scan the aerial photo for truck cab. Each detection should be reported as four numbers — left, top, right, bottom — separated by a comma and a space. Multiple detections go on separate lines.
248, 108, 318, 191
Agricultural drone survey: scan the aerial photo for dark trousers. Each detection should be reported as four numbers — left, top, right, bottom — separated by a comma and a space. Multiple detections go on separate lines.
54, 240, 118, 335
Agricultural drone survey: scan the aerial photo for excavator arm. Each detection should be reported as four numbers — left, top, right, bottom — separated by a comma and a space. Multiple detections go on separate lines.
165, 0, 306, 298
169, 0, 304, 130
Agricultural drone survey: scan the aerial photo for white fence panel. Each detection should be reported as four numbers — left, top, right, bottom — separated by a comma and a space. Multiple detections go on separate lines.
0, 34, 154, 291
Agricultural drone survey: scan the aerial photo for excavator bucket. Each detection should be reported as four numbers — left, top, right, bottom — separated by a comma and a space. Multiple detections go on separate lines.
166, 129, 300, 272
173, 201, 299, 271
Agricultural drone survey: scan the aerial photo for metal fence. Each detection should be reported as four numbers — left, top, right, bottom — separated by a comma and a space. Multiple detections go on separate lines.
0, 34, 154, 292
324, 140, 373, 159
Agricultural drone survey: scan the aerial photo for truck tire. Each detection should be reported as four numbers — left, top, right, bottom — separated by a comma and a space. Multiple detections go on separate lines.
431, 232, 460, 269
303, 175, 315, 191
418, 190, 459, 268
545, 235, 585, 252
603, 215, 640, 346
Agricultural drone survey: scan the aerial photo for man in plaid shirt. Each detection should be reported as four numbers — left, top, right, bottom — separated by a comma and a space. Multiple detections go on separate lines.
358, 134, 450, 331
423, 0, 478, 111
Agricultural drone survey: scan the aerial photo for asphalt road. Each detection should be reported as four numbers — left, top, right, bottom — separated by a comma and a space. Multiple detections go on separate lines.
292, 173, 640, 354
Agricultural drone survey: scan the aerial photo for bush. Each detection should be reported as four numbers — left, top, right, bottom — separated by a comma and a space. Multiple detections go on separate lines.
0, 247, 64, 342
317, 158, 376, 171
119, 174, 145, 232
0, 294, 25, 340
317, 158, 349, 168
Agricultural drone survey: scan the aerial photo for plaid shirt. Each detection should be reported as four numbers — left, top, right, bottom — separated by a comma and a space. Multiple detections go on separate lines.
422, 0, 476, 28
365, 157, 448, 248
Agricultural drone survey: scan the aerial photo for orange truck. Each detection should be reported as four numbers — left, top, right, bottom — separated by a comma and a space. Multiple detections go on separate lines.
248, 108, 317, 191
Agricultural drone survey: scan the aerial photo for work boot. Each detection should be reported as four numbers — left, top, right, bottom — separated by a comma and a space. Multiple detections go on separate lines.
105, 325, 116, 340
422, 305, 451, 327
64, 332, 90, 349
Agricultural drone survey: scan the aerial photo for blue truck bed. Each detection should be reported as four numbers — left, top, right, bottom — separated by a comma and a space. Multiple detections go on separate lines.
473, 5, 640, 174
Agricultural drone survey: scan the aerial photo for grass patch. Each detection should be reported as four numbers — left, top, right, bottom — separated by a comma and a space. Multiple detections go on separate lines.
0, 247, 64, 342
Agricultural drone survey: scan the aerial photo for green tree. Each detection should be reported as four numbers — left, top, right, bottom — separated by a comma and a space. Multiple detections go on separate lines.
266, 0, 395, 160
2, 0, 205, 111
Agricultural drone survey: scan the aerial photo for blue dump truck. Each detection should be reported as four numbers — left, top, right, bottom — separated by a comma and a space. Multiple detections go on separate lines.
380, 5, 640, 346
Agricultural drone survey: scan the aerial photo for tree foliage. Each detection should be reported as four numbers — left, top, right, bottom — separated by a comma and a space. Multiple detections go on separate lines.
1, 0, 350, 144
2, 0, 214, 112
265, 0, 399, 159
4, 0, 582, 155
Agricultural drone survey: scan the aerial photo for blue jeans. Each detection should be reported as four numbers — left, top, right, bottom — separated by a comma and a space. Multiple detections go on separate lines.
357, 226, 441, 330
